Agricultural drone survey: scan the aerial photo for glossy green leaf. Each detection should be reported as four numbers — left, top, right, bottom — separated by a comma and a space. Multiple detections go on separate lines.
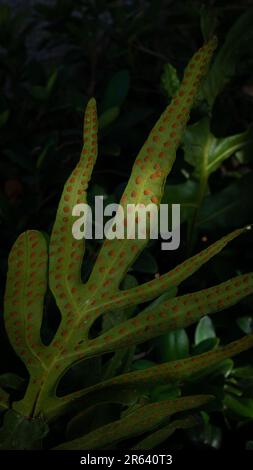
157, 329, 189, 362
183, 118, 253, 179
233, 366, 253, 379
192, 338, 218, 355
195, 316, 216, 345
224, 395, 253, 419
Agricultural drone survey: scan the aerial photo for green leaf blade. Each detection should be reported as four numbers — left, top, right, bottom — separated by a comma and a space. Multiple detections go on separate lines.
86, 38, 217, 296
53, 395, 213, 450
77, 272, 253, 358
94, 227, 248, 314
4, 230, 48, 371
49, 98, 98, 340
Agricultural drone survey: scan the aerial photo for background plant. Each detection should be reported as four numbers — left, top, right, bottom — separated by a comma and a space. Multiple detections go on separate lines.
1, 0, 253, 450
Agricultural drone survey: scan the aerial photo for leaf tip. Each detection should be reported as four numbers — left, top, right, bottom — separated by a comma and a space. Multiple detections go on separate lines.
87, 97, 97, 110
207, 35, 218, 51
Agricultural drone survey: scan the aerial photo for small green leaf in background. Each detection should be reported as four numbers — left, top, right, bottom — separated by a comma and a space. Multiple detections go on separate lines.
102, 69, 130, 111
192, 338, 218, 356
99, 106, 120, 130
157, 329, 189, 363
237, 316, 253, 335
182, 118, 253, 250
160, 63, 180, 99
225, 395, 253, 419
233, 366, 253, 379
195, 316, 216, 345
182, 118, 253, 179
193, 314, 218, 355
